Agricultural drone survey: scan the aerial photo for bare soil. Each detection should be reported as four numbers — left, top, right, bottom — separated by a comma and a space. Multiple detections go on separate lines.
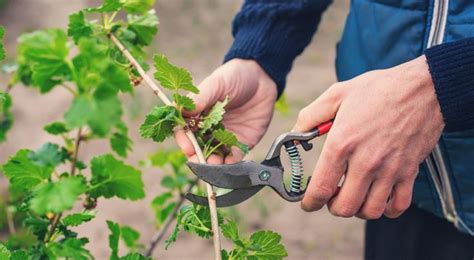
0, 1, 363, 259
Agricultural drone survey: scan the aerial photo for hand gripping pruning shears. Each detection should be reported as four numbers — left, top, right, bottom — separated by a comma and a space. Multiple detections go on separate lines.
184, 120, 333, 207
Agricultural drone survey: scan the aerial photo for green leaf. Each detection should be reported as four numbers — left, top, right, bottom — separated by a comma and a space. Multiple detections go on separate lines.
211, 125, 249, 155
2, 149, 52, 191
29, 142, 67, 168
88, 96, 123, 136
166, 205, 223, 249
221, 249, 229, 260
151, 192, 176, 226
173, 94, 195, 111
10, 250, 28, 260
104, 63, 134, 93
123, 0, 155, 14
47, 237, 92, 260
17, 29, 71, 93
63, 211, 95, 227
65, 94, 122, 137
0, 93, 13, 143
110, 123, 133, 158
107, 220, 120, 260
160, 175, 176, 189
153, 54, 199, 93
44, 121, 69, 135
89, 154, 145, 200
0, 27, 5, 61
64, 95, 92, 128
248, 231, 287, 259
236, 142, 250, 155
72, 38, 109, 91
213, 129, 238, 147
30, 176, 87, 215
86, 0, 123, 12
121, 226, 140, 249
127, 10, 158, 46
140, 150, 186, 171
200, 97, 228, 133
0, 243, 10, 260
139, 105, 178, 143
24, 215, 49, 240
221, 220, 239, 242
68, 11, 93, 44
274, 93, 289, 116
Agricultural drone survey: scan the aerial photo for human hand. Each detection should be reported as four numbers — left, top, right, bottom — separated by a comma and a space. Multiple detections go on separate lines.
176, 58, 277, 164
294, 55, 444, 219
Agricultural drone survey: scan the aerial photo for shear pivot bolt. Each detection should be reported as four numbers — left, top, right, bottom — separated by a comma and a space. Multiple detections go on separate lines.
259, 170, 271, 181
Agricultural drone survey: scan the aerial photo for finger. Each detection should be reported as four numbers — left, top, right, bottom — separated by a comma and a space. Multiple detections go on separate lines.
185, 74, 225, 116
327, 157, 379, 218
224, 147, 245, 164
207, 154, 224, 165
355, 178, 394, 219
188, 154, 199, 163
175, 129, 195, 158
292, 82, 346, 132
384, 178, 414, 218
301, 137, 348, 212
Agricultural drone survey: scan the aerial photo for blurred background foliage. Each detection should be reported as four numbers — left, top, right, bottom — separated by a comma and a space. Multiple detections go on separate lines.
0, 1, 363, 259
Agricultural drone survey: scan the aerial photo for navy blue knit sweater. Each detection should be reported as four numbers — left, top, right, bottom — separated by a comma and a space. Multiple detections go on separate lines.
224, 1, 474, 133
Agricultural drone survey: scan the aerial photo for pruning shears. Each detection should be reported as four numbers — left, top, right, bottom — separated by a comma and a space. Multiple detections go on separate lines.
184, 120, 333, 207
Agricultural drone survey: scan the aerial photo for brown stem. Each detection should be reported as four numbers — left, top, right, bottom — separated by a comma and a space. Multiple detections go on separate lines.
145, 180, 197, 257
109, 33, 222, 260
70, 127, 83, 177
44, 214, 61, 243
6, 207, 16, 235
44, 127, 84, 243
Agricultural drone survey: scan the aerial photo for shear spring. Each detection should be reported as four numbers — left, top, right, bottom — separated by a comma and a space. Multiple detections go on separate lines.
285, 143, 304, 193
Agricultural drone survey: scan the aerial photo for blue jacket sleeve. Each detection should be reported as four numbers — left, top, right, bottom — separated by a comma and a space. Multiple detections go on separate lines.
224, 0, 333, 96
425, 37, 474, 132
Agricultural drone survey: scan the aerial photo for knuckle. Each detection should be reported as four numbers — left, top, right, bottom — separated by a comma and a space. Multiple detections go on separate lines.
394, 197, 411, 213
360, 206, 385, 220
333, 205, 358, 218
403, 164, 420, 179
359, 156, 383, 174
330, 201, 358, 218
386, 198, 411, 218
329, 139, 352, 159
297, 108, 310, 126
311, 184, 334, 204
327, 82, 346, 100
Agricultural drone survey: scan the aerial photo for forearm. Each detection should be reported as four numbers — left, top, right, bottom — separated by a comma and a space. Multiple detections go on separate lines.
425, 37, 474, 132
224, 0, 332, 97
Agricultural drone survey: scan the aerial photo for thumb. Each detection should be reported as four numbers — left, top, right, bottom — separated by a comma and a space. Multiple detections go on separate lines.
184, 74, 226, 116
292, 83, 346, 132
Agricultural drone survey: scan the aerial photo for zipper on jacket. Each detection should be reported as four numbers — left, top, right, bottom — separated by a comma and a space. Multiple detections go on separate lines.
424, 0, 458, 224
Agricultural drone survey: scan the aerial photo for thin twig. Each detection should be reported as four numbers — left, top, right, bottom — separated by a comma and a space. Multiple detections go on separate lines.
109, 33, 222, 260
44, 127, 84, 243
145, 180, 197, 257
70, 127, 83, 177
44, 214, 61, 243
6, 207, 16, 235
60, 83, 77, 96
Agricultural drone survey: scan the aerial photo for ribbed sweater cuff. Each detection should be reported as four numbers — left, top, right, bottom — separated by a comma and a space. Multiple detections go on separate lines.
224, 1, 330, 97
425, 38, 474, 132
224, 22, 289, 97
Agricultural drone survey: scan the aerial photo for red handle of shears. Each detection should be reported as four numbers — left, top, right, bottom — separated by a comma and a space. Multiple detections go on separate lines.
316, 120, 333, 136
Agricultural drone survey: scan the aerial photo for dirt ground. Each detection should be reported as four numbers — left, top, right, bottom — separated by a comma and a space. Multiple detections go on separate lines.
0, 0, 363, 259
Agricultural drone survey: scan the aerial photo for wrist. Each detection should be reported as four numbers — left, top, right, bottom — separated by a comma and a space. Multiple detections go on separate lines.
403, 55, 445, 128
227, 58, 278, 102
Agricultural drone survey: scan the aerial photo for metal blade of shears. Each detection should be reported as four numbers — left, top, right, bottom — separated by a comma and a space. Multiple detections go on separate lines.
184, 185, 264, 207
186, 161, 280, 189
